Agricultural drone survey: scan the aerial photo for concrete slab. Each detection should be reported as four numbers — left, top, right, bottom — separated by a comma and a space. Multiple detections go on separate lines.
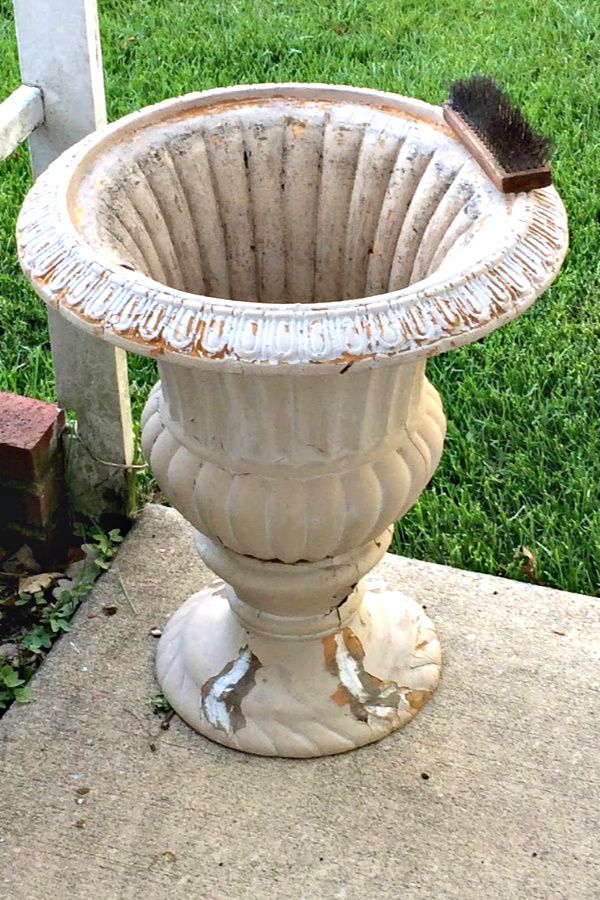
0, 505, 598, 900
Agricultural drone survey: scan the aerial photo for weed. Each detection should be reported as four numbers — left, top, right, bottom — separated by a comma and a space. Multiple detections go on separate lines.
0, 525, 124, 711
151, 693, 172, 713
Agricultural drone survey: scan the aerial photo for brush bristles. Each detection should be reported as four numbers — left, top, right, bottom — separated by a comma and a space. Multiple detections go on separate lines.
449, 75, 554, 173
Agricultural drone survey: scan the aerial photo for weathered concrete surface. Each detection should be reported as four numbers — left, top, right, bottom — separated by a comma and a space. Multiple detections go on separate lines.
0, 505, 598, 900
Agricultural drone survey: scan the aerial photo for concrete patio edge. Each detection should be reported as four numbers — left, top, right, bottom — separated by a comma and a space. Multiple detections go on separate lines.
0, 504, 598, 900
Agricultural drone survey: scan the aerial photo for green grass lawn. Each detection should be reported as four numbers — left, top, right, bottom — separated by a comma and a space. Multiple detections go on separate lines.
1, 0, 599, 594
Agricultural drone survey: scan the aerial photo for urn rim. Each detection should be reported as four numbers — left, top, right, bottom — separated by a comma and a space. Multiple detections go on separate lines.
17, 82, 568, 371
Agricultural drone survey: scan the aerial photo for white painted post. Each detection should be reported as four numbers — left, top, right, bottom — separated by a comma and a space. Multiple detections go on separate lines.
0, 85, 43, 162
13, 0, 135, 520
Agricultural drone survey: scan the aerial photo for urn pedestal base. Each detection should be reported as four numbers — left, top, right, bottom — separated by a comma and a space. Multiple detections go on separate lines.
156, 577, 441, 758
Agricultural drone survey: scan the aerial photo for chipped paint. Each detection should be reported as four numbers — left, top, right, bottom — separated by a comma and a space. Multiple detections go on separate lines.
323, 627, 408, 728
288, 118, 308, 139
199, 646, 261, 735
404, 689, 431, 713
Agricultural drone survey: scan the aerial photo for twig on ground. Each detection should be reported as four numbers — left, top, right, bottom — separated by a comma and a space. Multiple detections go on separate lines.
116, 567, 138, 614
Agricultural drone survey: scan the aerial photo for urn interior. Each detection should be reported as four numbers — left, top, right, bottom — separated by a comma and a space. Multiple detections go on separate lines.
72, 93, 513, 306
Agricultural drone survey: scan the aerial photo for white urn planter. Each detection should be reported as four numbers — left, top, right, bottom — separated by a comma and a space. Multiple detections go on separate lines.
17, 84, 568, 757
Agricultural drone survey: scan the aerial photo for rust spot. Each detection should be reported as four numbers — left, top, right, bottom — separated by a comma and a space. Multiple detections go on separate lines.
415, 640, 428, 651
37, 263, 60, 286
251, 322, 258, 335
193, 317, 206, 346
204, 344, 232, 359
290, 120, 308, 139
336, 350, 373, 364
71, 204, 84, 228
146, 96, 451, 138
331, 683, 353, 708
405, 689, 431, 713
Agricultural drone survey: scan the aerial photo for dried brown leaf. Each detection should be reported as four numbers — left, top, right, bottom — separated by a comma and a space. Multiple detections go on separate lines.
515, 545, 542, 585
0, 643, 21, 664
19, 572, 63, 595
3, 545, 41, 576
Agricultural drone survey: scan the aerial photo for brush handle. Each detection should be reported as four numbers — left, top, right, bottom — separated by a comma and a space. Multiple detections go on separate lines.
442, 103, 552, 193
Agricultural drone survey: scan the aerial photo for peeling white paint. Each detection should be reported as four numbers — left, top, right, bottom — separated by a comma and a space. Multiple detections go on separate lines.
334, 632, 368, 703
334, 632, 402, 728
200, 647, 253, 735
365, 687, 405, 728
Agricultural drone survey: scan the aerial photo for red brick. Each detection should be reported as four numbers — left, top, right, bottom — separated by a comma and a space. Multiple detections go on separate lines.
0, 510, 70, 568
0, 392, 65, 481
0, 470, 63, 528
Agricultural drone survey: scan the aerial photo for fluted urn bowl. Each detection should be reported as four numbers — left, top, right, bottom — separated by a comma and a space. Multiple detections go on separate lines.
17, 84, 568, 757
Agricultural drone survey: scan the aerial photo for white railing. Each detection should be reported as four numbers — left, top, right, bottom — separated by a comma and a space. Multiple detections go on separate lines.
2, 0, 133, 519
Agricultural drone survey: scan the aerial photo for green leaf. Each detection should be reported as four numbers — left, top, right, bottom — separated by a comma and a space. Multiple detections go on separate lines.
22, 636, 42, 653
36, 631, 53, 649
1, 668, 24, 688
13, 685, 31, 703
151, 693, 171, 712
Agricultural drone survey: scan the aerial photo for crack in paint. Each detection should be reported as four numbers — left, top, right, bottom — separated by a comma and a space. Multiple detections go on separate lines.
200, 647, 262, 735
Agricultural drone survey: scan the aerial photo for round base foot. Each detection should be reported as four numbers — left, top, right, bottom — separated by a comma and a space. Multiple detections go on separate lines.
156, 579, 441, 757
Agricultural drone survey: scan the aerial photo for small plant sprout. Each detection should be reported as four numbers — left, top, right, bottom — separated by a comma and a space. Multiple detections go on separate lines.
151, 693, 172, 713
0, 525, 124, 712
